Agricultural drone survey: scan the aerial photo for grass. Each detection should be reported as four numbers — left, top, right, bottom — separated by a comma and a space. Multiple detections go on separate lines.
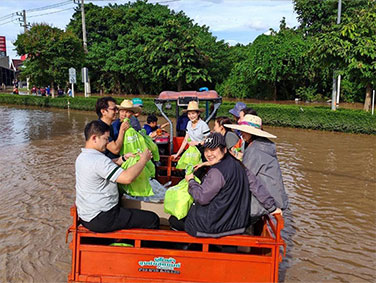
0, 93, 375, 135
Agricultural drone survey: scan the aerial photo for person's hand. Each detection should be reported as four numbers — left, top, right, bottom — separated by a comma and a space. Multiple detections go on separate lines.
139, 149, 152, 162
123, 153, 135, 159
171, 154, 179, 161
193, 163, 203, 171
271, 208, 283, 216
194, 161, 209, 171
120, 120, 130, 132
185, 173, 194, 182
150, 131, 157, 139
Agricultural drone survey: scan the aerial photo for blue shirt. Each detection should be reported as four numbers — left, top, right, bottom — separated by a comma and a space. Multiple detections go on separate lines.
143, 124, 158, 135
98, 119, 118, 159
112, 119, 121, 141
177, 113, 189, 132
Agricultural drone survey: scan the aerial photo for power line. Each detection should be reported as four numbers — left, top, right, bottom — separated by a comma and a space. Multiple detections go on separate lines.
0, 19, 18, 27
0, 0, 179, 27
28, 7, 75, 19
0, 13, 15, 21
26, 0, 72, 13
0, 0, 72, 23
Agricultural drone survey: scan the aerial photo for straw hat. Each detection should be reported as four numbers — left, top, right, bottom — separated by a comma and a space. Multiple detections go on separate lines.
224, 114, 277, 139
183, 101, 203, 113
116, 99, 141, 113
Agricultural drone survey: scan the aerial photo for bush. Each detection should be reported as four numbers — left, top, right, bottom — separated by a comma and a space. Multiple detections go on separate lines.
1, 93, 375, 134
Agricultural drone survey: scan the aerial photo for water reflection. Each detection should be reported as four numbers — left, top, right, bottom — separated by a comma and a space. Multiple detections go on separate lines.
0, 105, 375, 282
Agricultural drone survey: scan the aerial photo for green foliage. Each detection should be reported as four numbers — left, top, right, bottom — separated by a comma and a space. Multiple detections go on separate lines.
14, 24, 84, 90
293, 0, 369, 34
11, 0, 374, 109
219, 21, 312, 100
312, 0, 376, 109
1, 93, 375, 135
217, 101, 376, 135
296, 86, 323, 102
66, 1, 230, 94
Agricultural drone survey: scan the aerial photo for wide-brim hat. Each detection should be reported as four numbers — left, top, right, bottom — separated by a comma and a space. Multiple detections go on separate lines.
224, 114, 277, 139
229, 102, 246, 118
116, 99, 141, 113
183, 101, 204, 113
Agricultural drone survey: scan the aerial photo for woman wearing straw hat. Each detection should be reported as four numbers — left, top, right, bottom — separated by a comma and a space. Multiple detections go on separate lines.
172, 101, 210, 160
112, 100, 142, 140
225, 114, 288, 233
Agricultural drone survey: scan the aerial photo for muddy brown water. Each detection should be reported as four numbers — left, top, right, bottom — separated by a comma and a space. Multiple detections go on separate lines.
0, 105, 375, 282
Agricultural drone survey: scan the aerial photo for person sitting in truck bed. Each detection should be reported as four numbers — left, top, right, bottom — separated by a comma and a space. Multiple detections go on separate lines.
172, 101, 210, 160
169, 132, 282, 237
75, 120, 159, 233
143, 114, 169, 138
169, 133, 280, 237
225, 114, 288, 234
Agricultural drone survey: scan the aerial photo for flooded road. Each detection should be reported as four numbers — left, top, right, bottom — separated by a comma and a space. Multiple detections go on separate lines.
0, 105, 375, 282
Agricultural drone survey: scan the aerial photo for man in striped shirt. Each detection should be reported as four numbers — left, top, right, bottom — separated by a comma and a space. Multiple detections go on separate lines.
75, 120, 159, 233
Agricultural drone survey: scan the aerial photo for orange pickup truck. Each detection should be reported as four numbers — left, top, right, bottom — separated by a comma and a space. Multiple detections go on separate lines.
66, 90, 285, 282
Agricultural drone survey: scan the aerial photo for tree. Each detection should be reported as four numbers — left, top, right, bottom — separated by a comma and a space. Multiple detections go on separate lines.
313, 0, 376, 110
67, 0, 231, 94
14, 24, 84, 94
293, 0, 369, 34
218, 19, 312, 100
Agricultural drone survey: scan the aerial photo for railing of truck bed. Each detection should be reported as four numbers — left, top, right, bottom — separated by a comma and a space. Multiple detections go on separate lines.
67, 206, 285, 282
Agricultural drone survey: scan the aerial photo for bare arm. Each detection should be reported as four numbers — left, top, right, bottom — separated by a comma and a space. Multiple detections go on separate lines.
113, 153, 136, 166
172, 133, 188, 159
160, 122, 169, 129
116, 150, 151, 184
107, 121, 129, 155
193, 161, 210, 171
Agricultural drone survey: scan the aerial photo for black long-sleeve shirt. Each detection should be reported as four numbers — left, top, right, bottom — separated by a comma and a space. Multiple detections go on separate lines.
189, 167, 276, 212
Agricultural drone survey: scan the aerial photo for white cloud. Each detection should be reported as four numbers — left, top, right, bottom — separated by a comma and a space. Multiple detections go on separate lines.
0, 0, 299, 59
224, 39, 238, 46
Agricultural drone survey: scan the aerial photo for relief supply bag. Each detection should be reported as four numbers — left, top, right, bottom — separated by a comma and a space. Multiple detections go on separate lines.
120, 119, 155, 179
139, 129, 160, 162
118, 155, 154, 197
120, 119, 148, 155
164, 166, 200, 220
176, 145, 202, 170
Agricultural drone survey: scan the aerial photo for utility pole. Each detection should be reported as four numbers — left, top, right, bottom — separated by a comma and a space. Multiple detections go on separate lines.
76, 0, 91, 96
331, 0, 342, 110
16, 10, 30, 92
16, 10, 29, 33
22, 10, 27, 33
336, 0, 342, 106
81, 0, 88, 54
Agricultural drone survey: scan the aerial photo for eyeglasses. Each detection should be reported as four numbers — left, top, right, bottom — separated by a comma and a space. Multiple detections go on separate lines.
107, 107, 118, 112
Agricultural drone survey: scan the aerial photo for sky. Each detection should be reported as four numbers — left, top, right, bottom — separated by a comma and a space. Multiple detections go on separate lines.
0, 0, 299, 61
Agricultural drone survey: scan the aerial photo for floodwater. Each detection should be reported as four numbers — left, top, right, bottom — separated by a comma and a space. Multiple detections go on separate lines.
0, 105, 375, 282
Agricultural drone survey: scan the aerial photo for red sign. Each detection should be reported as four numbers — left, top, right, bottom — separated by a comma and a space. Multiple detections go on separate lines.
0, 36, 6, 52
